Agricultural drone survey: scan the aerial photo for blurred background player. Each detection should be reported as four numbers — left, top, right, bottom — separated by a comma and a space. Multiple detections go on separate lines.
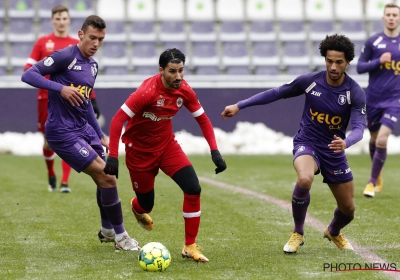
222, 35, 366, 254
23, 5, 101, 193
357, 3, 400, 198
21, 15, 139, 251
104, 48, 227, 262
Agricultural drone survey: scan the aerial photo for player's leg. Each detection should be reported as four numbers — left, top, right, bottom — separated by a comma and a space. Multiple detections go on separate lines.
283, 145, 319, 254
38, 100, 57, 192
161, 141, 208, 262
125, 147, 158, 231
325, 180, 354, 250
60, 160, 72, 193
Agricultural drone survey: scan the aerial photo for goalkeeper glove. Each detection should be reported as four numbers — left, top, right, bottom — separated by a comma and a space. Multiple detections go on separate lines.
211, 150, 227, 174
104, 156, 119, 178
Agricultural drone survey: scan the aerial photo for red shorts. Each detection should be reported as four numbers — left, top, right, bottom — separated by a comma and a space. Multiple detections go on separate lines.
126, 139, 192, 193
37, 99, 48, 133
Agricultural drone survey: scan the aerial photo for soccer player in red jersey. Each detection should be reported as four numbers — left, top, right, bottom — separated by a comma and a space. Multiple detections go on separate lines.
24, 5, 101, 193
104, 48, 227, 262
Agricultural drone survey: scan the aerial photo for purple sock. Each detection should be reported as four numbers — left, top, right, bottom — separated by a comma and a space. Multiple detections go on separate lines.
369, 147, 387, 185
328, 207, 354, 236
100, 187, 125, 234
292, 183, 310, 235
369, 142, 376, 160
96, 187, 113, 229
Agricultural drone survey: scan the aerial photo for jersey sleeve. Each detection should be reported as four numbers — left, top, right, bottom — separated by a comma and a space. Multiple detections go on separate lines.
124, 81, 154, 114
237, 74, 312, 109
184, 86, 203, 116
33, 49, 73, 76
356, 39, 381, 74
24, 39, 43, 71
345, 84, 367, 148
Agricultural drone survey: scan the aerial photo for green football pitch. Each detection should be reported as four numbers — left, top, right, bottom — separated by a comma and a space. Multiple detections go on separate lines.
0, 154, 399, 279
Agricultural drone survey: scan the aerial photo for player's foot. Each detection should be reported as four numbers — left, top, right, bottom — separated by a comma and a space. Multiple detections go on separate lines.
283, 232, 305, 253
182, 243, 209, 262
131, 198, 154, 231
48, 176, 57, 192
98, 230, 115, 243
114, 235, 140, 251
363, 182, 375, 197
323, 226, 354, 250
60, 183, 71, 193
375, 172, 383, 193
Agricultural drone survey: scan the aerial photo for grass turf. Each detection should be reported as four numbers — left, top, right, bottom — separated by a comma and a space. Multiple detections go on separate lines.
0, 154, 399, 279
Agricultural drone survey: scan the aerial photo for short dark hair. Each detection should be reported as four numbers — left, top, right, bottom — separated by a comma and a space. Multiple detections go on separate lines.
51, 5, 69, 17
319, 34, 355, 62
81, 15, 106, 32
384, 3, 400, 14
159, 48, 186, 69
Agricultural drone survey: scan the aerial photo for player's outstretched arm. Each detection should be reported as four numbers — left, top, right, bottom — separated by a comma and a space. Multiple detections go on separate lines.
221, 104, 240, 120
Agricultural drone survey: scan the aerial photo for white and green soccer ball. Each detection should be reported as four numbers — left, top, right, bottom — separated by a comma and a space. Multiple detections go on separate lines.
138, 242, 171, 272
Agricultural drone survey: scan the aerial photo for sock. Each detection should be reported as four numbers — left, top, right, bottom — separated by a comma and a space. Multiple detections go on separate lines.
369, 147, 387, 185
101, 227, 115, 236
291, 183, 310, 235
61, 160, 71, 184
369, 141, 376, 160
96, 187, 113, 230
43, 148, 56, 177
100, 187, 125, 234
115, 231, 128, 241
183, 194, 201, 245
131, 197, 150, 214
328, 207, 354, 236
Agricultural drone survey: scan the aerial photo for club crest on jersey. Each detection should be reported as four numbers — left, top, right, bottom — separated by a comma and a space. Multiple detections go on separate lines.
45, 40, 55, 52
176, 97, 183, 107
68, 58, 77, 69
338, 95, 347, 105
157, 98, 165, 106
44, 57, 54, 66
91, 64, 97, 77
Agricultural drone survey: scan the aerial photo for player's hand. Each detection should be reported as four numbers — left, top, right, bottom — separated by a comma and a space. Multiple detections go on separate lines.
60, 86, 85, 106
104, 156, 119, 178
221, 104, 240, 120
380, 52, 391, 64
211, 150, 227, 174
328, 135, 346, 153
100, 136, 109, 153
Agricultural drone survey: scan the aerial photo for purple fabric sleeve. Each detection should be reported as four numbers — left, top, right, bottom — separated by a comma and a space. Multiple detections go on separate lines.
87, 101, 104, 139
344, 85, 366, 148
21, 65, 64, 93
356, 58, 381, 74
344, 124, 364, 148
237, 88, 281, 109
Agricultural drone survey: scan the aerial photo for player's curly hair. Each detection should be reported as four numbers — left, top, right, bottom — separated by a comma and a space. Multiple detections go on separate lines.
319, 34, 355, 62
81, 15, 106, 32
159, 48, 186, 69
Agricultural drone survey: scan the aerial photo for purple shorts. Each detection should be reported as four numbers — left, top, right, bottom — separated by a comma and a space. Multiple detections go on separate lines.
367, 106, 400, 132
293, 143, 353, 184
46, 126, 105, 172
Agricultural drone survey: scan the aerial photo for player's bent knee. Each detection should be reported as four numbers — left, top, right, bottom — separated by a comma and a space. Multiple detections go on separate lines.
136, 190, 154, 212
172, 165, 201, 195
297, 176, 313, 189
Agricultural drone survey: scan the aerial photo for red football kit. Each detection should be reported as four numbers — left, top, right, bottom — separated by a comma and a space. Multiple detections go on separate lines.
109, 74, 218, 191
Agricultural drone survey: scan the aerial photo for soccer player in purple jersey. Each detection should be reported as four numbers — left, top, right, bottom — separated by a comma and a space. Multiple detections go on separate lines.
357, 3, 400, 198
21, 15, 139, 251
222, 34, 366, 253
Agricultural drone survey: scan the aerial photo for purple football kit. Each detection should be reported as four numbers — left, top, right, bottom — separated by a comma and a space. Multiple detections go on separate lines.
357, 32, 400, 131
22, 45, 104, 172
237, 71, 366, 184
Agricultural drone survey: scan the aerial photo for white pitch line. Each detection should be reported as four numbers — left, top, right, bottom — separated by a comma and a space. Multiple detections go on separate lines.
199, 176, 400, 280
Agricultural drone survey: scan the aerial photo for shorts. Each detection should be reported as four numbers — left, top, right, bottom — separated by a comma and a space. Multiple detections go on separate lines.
293, 143, 353, 184
367, 106, 400, 132
46, 126, 105, 172
126, 139, 192, 193
37, 99, 48, 133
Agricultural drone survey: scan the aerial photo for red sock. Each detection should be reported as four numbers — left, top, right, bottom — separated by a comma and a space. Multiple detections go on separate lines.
43, 148, 56, 177
183, 194, 201, 245
131, 197, 150, 214
61, 160, 71, 184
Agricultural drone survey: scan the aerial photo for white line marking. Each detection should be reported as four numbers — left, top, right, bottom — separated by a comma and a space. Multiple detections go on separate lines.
199, 176, 400, 279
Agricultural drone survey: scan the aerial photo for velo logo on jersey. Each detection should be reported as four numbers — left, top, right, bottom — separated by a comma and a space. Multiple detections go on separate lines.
309, 108, 343, 130
70, 84, 93, 99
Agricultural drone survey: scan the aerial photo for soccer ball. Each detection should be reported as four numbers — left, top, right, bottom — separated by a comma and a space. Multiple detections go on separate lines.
138, 242, 171, 272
